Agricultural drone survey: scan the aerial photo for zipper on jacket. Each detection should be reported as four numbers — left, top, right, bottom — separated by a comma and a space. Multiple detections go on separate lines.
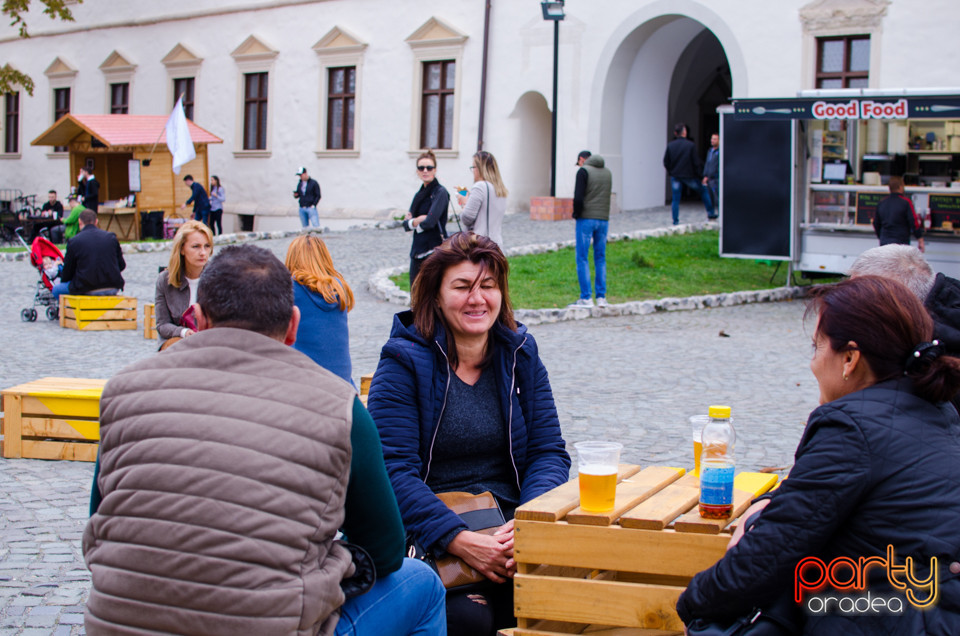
506, 337, 525, 493
423, 340, 452, 483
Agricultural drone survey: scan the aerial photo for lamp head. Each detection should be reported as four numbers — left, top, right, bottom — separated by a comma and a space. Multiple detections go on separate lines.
541, 0, 565, 21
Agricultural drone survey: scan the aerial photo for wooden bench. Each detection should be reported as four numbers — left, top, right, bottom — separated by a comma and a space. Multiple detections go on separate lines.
358, 373, 373, 406
143, 302, 157, 339
1, 377, 104, 462
59, 294, 138, 331
508, 465, 777, 635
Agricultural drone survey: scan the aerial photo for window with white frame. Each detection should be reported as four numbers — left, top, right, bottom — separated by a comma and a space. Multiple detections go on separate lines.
45, 56, 77, 155
313, 26, 367, 157
231, 35, 277, 156
405, 17, 467, 156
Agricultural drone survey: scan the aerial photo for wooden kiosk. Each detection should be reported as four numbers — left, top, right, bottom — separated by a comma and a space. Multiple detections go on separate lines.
31, 114, 222, 241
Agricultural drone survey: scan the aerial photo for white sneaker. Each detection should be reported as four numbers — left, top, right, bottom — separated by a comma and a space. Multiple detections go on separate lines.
569, 298, 594, 308
596, 297, 609, 307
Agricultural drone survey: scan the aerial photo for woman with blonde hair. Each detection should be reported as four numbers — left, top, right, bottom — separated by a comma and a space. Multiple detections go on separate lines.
285, 234, 355, 385
155, 220, 213, 350
457, 150, 508, 247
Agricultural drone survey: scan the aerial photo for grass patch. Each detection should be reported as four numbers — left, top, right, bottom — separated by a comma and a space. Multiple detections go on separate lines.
391, 230, 826, 309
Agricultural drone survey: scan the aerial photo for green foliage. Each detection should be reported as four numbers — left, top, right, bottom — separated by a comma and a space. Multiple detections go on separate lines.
390, 230, 819, 309
1, 0, 78, 95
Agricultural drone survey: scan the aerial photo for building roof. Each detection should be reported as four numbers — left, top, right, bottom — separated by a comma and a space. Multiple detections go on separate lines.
31, 114, 222, 148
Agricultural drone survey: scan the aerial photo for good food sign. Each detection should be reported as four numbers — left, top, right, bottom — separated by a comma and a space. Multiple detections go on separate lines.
733, 95, 960, 120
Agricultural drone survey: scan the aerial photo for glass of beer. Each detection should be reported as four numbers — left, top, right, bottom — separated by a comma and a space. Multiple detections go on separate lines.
690, 414, 710, 476
574, 441, 622, 513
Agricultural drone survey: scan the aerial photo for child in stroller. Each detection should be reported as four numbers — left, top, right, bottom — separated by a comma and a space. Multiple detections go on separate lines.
20, 230, 63, 322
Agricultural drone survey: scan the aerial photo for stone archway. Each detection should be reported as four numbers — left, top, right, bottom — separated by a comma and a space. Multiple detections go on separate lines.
507, 91, 552, 212
588, 1, 746, 211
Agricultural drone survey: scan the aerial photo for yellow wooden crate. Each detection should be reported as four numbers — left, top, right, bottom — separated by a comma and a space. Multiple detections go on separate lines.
143, 302, 157, 339
1, 377, 105, 461
512, 468, 778, 635
59, 294, 138, 331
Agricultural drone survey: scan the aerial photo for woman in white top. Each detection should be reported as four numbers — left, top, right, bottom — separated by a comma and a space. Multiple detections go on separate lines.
154, 220, 213, 350
457, 150, 508, 248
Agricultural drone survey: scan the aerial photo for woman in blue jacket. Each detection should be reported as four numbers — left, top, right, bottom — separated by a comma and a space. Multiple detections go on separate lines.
678, 276, 960, 635
284, 234, 355, 386
368, 232, 570, 636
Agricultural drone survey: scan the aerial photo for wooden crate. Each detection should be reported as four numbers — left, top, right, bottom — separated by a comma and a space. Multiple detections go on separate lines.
511, 467, 778, 635
1, 377, 105, 462
59, 295, 138, 331
143, 302, 157, 339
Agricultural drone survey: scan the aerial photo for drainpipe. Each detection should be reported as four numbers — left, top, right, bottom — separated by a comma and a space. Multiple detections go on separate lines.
477, 0, 492, 152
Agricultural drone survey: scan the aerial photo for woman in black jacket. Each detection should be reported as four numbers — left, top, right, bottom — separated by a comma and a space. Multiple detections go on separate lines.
678, 276, 960, 635
403, 150, 449, 285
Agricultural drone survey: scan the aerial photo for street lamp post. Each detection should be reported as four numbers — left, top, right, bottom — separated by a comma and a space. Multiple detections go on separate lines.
541, 1, 565, 197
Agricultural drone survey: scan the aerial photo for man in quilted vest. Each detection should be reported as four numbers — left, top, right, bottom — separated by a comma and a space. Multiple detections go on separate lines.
83, 244, 445, 635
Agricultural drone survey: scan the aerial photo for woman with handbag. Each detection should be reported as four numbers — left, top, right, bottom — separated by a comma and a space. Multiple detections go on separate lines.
677, 276, 960, 635
285, 234, 355, 386
367, 232, 571, 636
403, 150, 449, 286
457, 151, 507, 248
154, 220, 213, 351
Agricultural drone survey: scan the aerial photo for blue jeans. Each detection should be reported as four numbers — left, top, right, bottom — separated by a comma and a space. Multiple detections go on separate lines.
335, 558, 446, 636
300, 206, 320, 228
193, 207, 210, 226
51, 283, 118, 300
670, 177, 714, 224
575, 218, 607, 300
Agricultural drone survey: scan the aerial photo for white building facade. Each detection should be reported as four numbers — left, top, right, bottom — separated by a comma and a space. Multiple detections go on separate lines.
1, 0, 956, 231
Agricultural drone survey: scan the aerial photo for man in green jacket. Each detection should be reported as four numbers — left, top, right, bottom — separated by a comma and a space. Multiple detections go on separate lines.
62, 195, 85, 241
570, 150, 613, 308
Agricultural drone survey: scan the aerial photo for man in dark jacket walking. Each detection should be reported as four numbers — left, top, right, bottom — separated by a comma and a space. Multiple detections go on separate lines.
294, 166, 322, 228
51, 210, 125, 299
873, 176, 924, 251
180, 174, 210, 226
571, 150, 612, 307
663, 123, 715, 224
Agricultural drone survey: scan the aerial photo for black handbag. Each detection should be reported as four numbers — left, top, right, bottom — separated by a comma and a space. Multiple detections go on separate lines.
337, 541, 376, 600
686, 594, 801, 636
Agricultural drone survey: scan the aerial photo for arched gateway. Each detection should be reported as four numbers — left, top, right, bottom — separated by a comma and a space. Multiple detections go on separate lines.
589, 2, 747, 211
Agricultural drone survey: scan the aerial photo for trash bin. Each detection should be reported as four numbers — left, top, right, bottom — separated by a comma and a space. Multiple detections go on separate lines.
140, 210, 164, 240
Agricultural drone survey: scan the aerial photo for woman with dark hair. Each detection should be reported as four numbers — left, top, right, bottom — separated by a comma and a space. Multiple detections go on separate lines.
208, 175, 225, 236
367, 232, 571, 636
403, 150, 449, 285
678, 275, 960, 635
457, 151, 508, 248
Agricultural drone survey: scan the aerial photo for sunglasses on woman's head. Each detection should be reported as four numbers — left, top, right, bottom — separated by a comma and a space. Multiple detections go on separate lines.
417, 165, 436, 172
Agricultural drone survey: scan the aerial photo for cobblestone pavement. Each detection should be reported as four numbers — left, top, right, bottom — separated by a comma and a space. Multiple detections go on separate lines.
0, 204, 820, 633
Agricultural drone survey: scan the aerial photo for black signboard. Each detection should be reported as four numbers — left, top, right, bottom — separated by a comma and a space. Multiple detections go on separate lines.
930, 193, 960, 229
733, 96, 960, 121
855, 192, 884, 225
720, 114, 792, 259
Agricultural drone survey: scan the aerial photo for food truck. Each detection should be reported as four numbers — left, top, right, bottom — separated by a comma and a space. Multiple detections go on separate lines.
719, 89, 960, 279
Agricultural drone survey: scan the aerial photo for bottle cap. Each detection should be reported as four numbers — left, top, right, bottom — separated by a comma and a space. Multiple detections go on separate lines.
708, 405, 731, 419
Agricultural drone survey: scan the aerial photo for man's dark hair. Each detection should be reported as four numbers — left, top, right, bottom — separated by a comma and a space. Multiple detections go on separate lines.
674, 122, 687, 136
79, 210, 97, 226
183, 174, 194, 182
49, 189, 57, 195
197, 245, 293, 339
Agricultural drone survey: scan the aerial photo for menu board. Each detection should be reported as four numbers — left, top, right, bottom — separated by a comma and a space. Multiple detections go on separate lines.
930, 193, 960, 229
855, 192, 884, 225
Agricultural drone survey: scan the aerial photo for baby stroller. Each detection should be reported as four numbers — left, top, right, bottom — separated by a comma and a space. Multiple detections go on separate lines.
18, 227, 62, 322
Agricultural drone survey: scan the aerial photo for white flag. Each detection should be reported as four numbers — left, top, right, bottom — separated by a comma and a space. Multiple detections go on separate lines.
165, 96, 196, 175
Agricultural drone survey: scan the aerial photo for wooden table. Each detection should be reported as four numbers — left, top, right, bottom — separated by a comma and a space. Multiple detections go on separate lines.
98, 206, 139, 241
510, 465, 777, 635
1, 377, 105, 461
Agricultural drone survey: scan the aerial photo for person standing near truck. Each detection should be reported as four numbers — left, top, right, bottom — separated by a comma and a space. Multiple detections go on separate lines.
873, 176, 925, 252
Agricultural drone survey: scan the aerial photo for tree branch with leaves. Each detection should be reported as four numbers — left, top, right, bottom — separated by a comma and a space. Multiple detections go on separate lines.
1, 0, 79, 95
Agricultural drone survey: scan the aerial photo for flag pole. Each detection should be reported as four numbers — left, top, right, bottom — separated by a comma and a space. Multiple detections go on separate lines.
143, 93, 184, 166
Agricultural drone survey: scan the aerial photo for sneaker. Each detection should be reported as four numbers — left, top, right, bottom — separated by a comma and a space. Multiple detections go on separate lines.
596, 297, 609, 307
569, 298, 594, 308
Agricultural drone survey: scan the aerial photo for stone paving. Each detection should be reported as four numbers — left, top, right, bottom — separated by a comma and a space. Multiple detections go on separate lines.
0, 204, 821, 633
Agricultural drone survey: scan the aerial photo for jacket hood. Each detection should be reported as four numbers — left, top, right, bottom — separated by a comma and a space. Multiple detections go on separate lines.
585, 155, 605, 169
389, 309, 528, 352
